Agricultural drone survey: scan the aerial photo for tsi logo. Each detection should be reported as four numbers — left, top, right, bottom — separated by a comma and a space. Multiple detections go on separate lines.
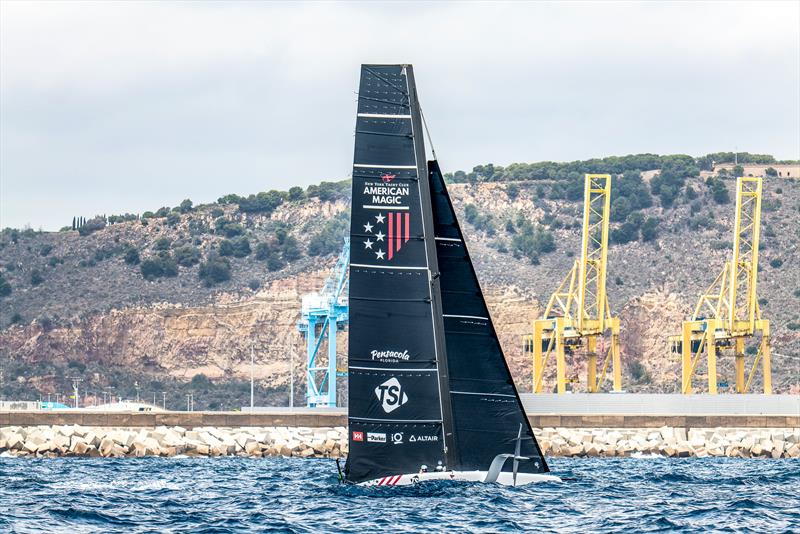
374, 377, 409, 413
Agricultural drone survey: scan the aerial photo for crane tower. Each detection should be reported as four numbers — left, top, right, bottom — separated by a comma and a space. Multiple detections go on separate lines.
671, 177, 770, 394
297, 238, 350, 407
524, 174, 622, 393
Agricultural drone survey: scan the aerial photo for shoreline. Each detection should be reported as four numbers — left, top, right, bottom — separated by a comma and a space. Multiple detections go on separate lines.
2, 425, 798, 459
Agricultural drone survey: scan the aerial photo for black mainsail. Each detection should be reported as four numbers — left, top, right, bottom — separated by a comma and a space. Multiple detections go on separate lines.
345, 64, 548, 484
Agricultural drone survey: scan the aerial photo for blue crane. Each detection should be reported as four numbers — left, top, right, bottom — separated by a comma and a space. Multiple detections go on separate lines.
296, 238, 349, 407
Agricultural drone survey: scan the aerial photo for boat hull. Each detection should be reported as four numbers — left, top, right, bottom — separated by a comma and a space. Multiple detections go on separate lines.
361, 471, 562, 487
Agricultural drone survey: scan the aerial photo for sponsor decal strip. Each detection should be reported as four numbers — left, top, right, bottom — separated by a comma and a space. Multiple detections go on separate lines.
434, 237, 461, 242
357, 113, 412, 119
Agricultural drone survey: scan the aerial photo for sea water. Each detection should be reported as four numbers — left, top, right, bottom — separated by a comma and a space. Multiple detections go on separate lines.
1, 457, 797, 532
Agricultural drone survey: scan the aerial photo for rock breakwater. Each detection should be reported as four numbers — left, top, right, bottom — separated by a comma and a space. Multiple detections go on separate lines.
1, 425, 798, 459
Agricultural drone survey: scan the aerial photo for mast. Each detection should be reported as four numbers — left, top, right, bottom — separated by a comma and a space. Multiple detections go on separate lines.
406, 66, 458, 469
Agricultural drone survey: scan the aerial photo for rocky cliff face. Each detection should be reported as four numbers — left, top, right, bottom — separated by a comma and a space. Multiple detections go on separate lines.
1, 174, 798, 406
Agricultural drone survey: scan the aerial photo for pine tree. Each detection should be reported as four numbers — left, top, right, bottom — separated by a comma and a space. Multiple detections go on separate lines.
72, 217, 76, 230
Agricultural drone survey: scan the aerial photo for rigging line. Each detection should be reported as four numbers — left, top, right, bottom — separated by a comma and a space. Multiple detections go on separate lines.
419, 105, 438, 161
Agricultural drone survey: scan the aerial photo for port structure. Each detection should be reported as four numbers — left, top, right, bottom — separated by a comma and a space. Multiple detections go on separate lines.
296, 239, 349, 407
670, 177, 770, 394
524, 174, 621, 393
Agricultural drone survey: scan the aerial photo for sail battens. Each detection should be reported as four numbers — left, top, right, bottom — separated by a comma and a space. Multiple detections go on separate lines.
357, 113, 412, 119
350, 366, 439, 372
353, 164, 417, 169
350, 417, 443, 424
450, 391, 516, 398
350, 263, 428, 270
362, 205, 410, 211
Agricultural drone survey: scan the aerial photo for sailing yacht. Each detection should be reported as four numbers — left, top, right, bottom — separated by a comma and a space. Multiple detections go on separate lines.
344, 64, 560, 486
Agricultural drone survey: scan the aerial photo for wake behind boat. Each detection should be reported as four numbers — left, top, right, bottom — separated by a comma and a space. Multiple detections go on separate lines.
343, 64, 560, 486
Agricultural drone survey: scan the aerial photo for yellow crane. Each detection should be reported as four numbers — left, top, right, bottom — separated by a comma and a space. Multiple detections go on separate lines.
524, 173, 622, 394
671, 176, 771, 394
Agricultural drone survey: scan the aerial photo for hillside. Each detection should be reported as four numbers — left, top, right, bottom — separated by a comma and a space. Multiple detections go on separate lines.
1, 154, 799, 408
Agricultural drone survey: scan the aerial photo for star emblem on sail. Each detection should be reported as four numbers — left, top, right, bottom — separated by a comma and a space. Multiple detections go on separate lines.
365, 212, 410, 261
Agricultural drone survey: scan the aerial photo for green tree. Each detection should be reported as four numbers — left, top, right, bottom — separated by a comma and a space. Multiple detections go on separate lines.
232, 237, 251, 258
288, 186, 305, 201
506, 183, 520, 200
179, 199, 194, 213
732, 165, 744, 177
765, 167, 778, 177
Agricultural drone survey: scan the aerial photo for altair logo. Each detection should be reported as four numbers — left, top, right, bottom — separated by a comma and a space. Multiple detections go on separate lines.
374, 377, 409, 413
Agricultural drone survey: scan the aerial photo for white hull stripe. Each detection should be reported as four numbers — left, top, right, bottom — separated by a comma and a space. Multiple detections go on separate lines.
350, 263, 428, 270
443, 314, 489, 320
450, 390, 516, 398
362, 205, 409, 211
435, 237, 462, 242
358, 113, 412, 119
353, 164, 417, 169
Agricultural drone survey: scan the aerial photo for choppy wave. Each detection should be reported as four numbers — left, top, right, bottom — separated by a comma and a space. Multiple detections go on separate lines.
1, 457, 798, 532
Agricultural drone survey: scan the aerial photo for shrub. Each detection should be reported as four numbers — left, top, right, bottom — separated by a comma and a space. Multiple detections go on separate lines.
307, 213, 349, 256
215, 218, 244, 238
47, 256, 63, 267
188, 219, 209, 236
281, 236, 301, 261
0, 274, 11, 297
610, 222, 639, 244
732, 165, 744, 177
506, 183, 520, 200
154, 237, 171, 251
211, 207, 225, 218
464, 204, 479, 223
155, 207, 170, 217
248, 279, 261, 291
199, 254, 231, 286
124, 247, 141, 265
628, 360, 651, 384
708, 178, 730, 204
166, 212, 181, 226
179, 199, 193, 213
232, 237, 251, 258
255, 241, 272, 261
78, 217, 106, 236
787, 322, 800, 331
30, 269, 44, 286
765, 167, 778, 177
174, 245, 201, 267
512, 222, 555, 263
769, 258, 783, 269
39, 244, 54, 256
288, 186, 305, 201
218, 239, 235, 257
140, 254, 178, 280
9, 312, 23, 325
238, 190, 284, 214
641, 217, 659, 242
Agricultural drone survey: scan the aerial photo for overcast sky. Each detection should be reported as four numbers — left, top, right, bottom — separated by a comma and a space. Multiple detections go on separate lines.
1, 1, 798, 230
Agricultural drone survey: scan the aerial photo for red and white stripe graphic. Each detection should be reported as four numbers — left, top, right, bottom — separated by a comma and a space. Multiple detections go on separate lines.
388, 212, 410, 260
376, 474, 403, 486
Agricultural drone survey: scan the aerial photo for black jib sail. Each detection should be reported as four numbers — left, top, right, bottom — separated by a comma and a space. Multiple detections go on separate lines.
345, 64, 548, 484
